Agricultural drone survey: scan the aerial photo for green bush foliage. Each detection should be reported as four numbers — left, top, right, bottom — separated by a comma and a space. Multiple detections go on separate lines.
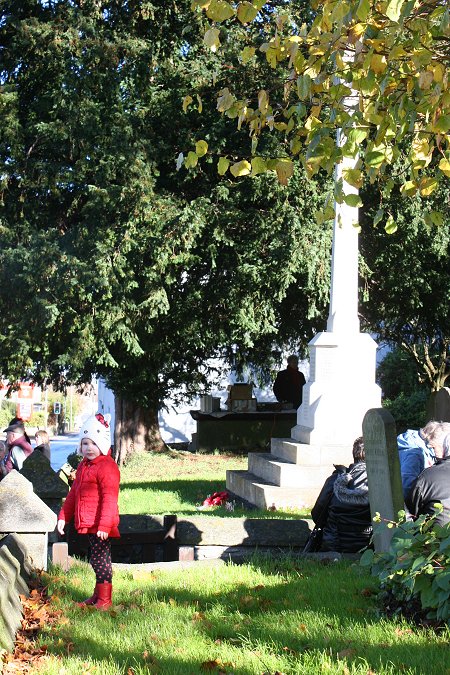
360, 511, 450, 625
382, 390, 429, 433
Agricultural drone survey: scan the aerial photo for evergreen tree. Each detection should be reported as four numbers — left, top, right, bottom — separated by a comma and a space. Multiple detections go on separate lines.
0, 1, 330, 459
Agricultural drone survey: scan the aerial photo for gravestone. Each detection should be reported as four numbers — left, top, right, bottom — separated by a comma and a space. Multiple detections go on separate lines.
363, 408, 404, 552
0, 471, 57, 570
427, 387, 450, 423
20, 450, 68, 516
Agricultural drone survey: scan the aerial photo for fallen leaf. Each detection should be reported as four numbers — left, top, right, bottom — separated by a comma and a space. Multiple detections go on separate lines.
337, 648, 356, 659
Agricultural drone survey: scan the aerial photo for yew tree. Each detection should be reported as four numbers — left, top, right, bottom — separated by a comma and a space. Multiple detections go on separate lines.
0, 0, 331, 460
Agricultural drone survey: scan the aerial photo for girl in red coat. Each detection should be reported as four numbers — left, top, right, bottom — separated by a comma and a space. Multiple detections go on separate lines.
57, 413, 120, 610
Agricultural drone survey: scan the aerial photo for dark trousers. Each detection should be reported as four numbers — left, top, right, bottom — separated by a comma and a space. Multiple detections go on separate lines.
88, 534, 112, 583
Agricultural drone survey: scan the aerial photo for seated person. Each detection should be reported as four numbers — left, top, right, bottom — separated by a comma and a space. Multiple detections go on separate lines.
273, 355, 306, 409
406, 430, 450, 527
398, 421, 450, 498
1, 420, 33, 476
35, 429, 51, 461
311, 437, 372, 553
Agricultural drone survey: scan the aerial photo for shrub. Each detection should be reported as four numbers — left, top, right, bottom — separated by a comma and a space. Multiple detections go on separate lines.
360, 511, 450, 625
383, 389, 429, 433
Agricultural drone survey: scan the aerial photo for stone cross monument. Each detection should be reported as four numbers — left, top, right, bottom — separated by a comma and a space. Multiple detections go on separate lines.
292, 76, 381, 447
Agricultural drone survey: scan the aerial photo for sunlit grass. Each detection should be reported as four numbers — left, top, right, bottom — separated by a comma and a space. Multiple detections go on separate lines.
36, 556, 450, 675
118, 450, 311, 519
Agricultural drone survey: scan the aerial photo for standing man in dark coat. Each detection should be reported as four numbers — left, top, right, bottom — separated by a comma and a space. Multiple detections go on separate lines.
273, 355, 306, 409
406, 430, 450, 527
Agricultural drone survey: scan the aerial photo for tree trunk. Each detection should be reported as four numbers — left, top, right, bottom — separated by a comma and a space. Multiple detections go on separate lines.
113, 396, 165, 466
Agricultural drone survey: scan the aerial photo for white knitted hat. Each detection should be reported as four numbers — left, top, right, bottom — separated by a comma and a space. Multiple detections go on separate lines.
79, 413, 111, 455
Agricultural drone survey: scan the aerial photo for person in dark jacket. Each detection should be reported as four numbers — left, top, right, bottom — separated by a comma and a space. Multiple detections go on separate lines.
273, 355, 306, 409
405, 431, 450, 527
311, 437, 372, 553
34, 429, 51, 462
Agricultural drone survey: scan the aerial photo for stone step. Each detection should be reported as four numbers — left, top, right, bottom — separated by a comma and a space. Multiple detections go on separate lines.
248, 453, 329, 489
226, 469, 321, 509
270, 437, 352, 467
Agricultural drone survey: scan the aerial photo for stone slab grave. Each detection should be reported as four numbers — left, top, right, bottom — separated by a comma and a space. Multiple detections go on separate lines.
55, 515, 313, 568
427, 386, 450, 423
363, 408, 404, 552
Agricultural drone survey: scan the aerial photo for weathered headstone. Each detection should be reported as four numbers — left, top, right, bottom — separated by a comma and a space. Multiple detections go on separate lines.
0, 471, 57, 570
363, 408, 404, 552
427, 387, 450, 423
20, 449, 68, 515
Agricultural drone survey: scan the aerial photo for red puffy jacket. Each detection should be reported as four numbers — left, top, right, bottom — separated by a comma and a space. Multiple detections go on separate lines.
58, 454, 120, 537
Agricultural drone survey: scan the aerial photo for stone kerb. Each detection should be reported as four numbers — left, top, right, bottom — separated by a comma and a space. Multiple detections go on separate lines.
363, 408, 404, 552
0, 534, 31, 652
0, 471, 57, 571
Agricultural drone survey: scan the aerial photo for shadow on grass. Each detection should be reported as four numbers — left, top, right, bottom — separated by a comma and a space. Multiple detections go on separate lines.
53, 559, 446, 675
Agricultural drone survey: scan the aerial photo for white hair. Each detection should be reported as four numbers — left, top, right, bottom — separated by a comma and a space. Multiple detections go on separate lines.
443, 433, 450, 459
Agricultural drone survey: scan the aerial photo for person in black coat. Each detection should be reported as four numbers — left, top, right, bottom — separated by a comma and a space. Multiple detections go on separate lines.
273, 355, 306, 409
34, 429, 51, 462
311, 437, 372, 553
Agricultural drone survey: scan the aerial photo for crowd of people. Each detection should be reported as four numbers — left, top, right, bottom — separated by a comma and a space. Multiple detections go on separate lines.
0, 418, 52, 478
309, 420, 450, 553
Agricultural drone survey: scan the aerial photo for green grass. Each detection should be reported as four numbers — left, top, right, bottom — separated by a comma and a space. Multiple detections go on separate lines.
118, 450, 311, 519
36, 556, 450, 675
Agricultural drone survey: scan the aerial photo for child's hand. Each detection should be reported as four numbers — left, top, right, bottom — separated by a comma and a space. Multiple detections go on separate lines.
97, 530, 109, 540
57, 519, 66, 535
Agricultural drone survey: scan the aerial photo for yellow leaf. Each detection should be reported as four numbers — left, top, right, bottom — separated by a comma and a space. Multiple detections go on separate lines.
204, 27, 221, 52
385, 0, 404, 22
217, 156, 230, 175
195, 140, 208, 157
418, 70, 433, 90
241, 46, 256, 64
182, 95, 193, 113
384, 215, 397, 234
251, 157, 267, 175
258, 89, 269, 114
206, 0, 235, 22
237, 2, 258, 24
196, 94, 203, 113
399, 180, 417, 196
342, 168, 363, 189
216, 88, 236, 112
191, 0, 211, 9
370, 54, 387, 74
275, 159, 294, 185
419, 177, 438, 196
433, 63, 446, 83
230, 160, 251, 177
439, 157, 450, 177
184, 151, 198, 169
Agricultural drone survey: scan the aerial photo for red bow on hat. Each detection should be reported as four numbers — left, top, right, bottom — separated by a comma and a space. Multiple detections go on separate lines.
95, 413, 109, 428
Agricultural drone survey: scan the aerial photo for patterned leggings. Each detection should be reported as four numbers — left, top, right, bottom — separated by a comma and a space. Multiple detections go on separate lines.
88, 535, 112, 583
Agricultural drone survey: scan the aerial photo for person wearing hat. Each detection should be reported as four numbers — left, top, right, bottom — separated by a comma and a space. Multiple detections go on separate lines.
57, 413, 120, 610
1, 420, 34, 477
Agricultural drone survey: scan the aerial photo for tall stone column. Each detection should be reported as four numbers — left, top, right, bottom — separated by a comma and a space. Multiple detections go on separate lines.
292, 106, 381, 447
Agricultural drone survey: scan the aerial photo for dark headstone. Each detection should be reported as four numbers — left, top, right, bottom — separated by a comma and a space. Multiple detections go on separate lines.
363, 408, 404, 552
